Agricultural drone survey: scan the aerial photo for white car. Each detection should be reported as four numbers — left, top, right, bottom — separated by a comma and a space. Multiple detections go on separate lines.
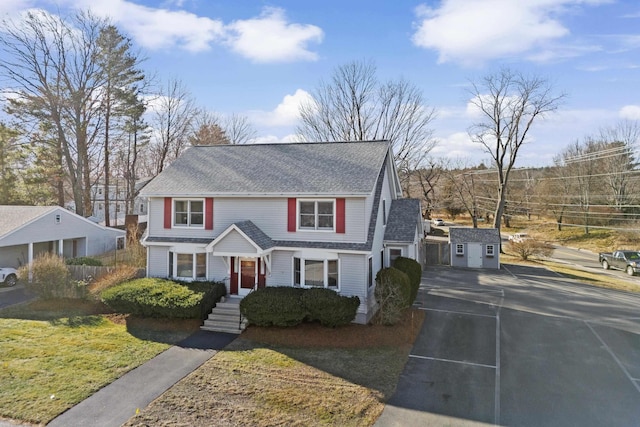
509, 233, 529, 243
432, 218, 445, 226
0, 267, 18, 287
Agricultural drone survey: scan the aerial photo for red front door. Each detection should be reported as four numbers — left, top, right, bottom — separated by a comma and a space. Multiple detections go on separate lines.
239, 258, 256, 295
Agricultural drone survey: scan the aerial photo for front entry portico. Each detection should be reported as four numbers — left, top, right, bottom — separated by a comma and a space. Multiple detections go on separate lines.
229, 256, 265, 296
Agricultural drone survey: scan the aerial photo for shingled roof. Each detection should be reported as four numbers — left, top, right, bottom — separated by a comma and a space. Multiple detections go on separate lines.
0, 206, 58, 238
449, 227, 501, 244
384, 199, 421, 243
140, 141, 391, 197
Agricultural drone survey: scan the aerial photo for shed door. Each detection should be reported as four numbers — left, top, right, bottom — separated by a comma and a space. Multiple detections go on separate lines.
467, 243, 482, 268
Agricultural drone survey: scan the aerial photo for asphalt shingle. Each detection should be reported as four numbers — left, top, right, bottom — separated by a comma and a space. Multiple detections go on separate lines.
140, 141, 391, 196
384, 199, 421, 243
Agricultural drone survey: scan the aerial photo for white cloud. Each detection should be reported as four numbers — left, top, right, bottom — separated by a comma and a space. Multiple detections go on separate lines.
620, 105, 640, 120
224, 7, 323, 63
431, 132, 481, 159
411, 0, 608, 66
0, 0, 32, 16
250, 89, 312, 127
46, 1, 322, 61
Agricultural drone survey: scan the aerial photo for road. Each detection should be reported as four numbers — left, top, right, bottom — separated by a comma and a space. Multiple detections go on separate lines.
0, 285, 33, 309
550, 244, 640, 285
376, 265, 640, 427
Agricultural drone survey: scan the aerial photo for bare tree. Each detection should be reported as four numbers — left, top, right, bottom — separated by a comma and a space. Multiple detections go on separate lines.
468, 67, 564, 231
443, 161, 481, 227
150, 78, 197, 174
597, 120, 639, 212
0, 10, 108, 216
225, 113, 257, 145
297, 59, 436, 187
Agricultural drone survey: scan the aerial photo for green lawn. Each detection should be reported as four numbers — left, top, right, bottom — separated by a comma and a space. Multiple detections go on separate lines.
0, 300, 197, 424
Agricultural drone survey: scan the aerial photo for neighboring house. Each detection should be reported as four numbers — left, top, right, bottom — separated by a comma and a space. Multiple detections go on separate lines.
89, 178, 152, 226
449, 227, 501, 269
140, 141, 423, 324
0, 205, 126, 268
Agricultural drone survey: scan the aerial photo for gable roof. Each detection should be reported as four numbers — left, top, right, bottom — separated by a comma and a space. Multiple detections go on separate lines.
140, 141, 391, 197
384, 199, 421, 243
0, 206, 58, 238
0, 205, 125, 241
449, 227, 501, 244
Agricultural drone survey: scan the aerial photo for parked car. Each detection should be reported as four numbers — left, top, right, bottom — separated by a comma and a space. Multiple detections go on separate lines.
599, 250, 640, 276
0, 267, 18, 287
509, 233, 529, 243
432, 218, 445, 226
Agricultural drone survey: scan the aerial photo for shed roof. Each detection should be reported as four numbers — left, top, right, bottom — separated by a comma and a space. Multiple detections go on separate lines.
140, 141, 391, 197
449, 227, 501, 244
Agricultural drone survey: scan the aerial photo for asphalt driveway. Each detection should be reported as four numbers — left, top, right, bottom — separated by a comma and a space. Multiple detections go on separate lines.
376, 265, 640, 427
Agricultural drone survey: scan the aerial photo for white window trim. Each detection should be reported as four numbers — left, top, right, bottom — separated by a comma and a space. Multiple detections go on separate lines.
172, 198, 205, 229
297, 199, 336, 232
388, 247, 403, 266
486, 244, 495, 257
456, 244, 464, 255
170, 251, 207, 281
293, 257, 340, 290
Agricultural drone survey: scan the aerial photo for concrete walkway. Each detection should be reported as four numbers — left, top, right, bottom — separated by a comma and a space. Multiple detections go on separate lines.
47, 330, 237, 427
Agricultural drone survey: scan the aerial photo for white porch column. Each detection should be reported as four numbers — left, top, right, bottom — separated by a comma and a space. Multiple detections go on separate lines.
28, 242, 33, 282
58, 239, 64, 257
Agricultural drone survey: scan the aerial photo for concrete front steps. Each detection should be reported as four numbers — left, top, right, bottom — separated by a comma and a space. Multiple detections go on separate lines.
201, 297, 247, 334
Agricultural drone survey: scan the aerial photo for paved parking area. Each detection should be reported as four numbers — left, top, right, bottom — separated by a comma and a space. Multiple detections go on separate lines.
376, 265, 640, 427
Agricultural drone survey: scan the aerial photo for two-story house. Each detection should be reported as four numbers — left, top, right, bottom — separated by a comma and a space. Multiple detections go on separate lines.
140, 141, 422, 324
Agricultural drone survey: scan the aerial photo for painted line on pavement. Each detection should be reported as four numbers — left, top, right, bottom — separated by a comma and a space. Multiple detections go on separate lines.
585, 321, 640, 395
409, 354, 496, 369
419, 307, 496, 318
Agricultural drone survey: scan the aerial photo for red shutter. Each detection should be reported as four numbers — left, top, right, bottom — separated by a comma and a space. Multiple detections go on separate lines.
163, 197, 172, 229
230, 257, 238, 295
258, 259, 266, 288
205, 198, 214, 230
287, 198, 296, 232
336, 198, 345, 233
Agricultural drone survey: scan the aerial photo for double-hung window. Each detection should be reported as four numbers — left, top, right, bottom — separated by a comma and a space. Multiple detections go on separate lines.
174, 199, 204, 227
486, 244, 495, 257
169, 251, 206, 280
456, 244, 464, 255
299, 200, 334, 230
293, 257, 339, 289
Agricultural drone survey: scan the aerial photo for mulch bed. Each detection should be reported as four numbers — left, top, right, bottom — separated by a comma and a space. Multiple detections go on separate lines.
241, 308, 425, 348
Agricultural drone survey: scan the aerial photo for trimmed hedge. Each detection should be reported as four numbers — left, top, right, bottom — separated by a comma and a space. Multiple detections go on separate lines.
240, 286, 361, 328
374, 267, 411, 325
240, 287, 307, 327
393, 256, 422, 306
66, 257, 102, 266
101, 278, 226, 319
302, 288, 360, 327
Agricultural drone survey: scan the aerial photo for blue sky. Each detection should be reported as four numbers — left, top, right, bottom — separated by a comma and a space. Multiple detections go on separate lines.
1, 0, 639, 167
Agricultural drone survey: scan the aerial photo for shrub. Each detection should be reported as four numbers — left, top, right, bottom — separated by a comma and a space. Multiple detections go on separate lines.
507, 238, 553, 261
87, 265, 142, 297
20, 253, 88, 300
101, 278, 226, 319
374, 267, 411, 326
302, 288, 360, 327
393, 256, 422, 306
66, 257, 102, 266
240, 287, 307, 327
